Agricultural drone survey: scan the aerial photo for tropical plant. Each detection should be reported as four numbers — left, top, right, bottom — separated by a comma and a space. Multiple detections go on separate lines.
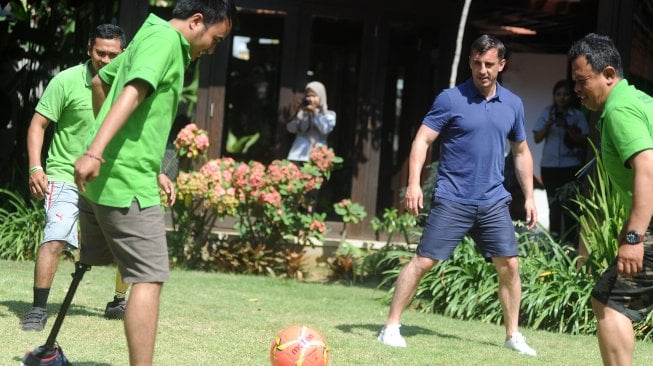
226, 130, 260, 154
0, 188, 44, 260
370, 208, 419, 245
327, 199, 368, 282
570, 143, 625, 273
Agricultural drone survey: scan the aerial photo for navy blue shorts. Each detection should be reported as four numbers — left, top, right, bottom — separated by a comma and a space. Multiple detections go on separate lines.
416, 196, 519, 261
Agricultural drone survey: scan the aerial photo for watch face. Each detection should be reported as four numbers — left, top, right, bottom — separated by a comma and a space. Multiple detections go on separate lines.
626, 231, 641, 244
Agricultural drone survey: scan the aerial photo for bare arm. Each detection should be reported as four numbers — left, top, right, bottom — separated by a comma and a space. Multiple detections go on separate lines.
510, 139, 537, 229
92, 73, 111, 117
74, 80, 151, 191
618, 149, 653, 275
26, 113, 50, 199
405, 125, 439, 216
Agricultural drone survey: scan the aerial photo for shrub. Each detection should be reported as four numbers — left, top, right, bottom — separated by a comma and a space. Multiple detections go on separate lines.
0, 189, 44, 260
167, 123, 343, 275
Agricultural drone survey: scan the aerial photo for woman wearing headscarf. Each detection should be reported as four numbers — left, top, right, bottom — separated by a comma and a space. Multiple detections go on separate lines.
286, 81, 336, 162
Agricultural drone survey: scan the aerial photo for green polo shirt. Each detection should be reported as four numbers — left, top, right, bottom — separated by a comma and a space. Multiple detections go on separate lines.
36, 61, 94, 184
84, 14, 191, 208
600, 79, 653, 213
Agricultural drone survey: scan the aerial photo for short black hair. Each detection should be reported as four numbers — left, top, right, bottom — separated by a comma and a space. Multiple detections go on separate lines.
90, 24, 126, 49
470, 34, 507, 60
172, 0, 237, 27
568, 33, 623, 77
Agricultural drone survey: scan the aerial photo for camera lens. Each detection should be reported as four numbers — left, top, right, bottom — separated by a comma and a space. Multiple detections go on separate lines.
301, 97, 310, 106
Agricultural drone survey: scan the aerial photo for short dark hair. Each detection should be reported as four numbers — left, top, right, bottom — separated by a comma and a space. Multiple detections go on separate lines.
470, 34, 507, 59
172, 0, 237, 27
90, 24, 126, 49
568, 33, 623, 77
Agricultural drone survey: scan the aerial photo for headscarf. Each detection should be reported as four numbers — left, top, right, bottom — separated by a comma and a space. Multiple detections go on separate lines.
306, 81, 328, 111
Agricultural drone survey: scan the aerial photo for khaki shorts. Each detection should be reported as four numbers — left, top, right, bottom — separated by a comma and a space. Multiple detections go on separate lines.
78, 196, 169, 284
592, 234, 653, 323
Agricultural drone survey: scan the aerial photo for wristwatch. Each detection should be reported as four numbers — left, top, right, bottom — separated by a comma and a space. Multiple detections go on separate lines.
624, 230, 644, 245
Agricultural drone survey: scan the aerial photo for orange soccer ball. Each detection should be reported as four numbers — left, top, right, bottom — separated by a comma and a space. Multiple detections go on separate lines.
270, 325, 330, 366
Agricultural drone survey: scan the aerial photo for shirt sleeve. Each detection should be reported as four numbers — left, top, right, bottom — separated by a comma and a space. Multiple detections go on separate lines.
125, 35, 176, 91
313, 110, 336, 135
422, 91, 452, 132
34, 76, 66, 123
604, 106, 653, 165
532, 107, 550, 133
509, 99, 527, 142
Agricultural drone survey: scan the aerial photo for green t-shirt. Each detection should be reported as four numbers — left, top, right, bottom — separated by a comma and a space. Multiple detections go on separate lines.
600, 79, 653, 213
36, 61, 94, 184
84, 13, 191, 208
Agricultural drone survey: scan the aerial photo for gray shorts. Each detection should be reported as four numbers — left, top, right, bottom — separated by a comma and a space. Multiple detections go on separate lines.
78, 196, 169, 284
592, 234, 653, 323
42, 182, 79, 248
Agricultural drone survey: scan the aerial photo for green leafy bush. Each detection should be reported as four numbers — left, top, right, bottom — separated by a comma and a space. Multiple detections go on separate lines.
167, 123, 342, 274
0, 189, 44, 260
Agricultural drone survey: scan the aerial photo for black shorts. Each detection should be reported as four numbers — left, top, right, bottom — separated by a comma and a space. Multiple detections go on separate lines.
591, 236, 653, 323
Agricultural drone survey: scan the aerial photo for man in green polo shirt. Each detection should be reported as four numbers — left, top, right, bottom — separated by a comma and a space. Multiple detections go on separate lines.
74, 0, 236, 364
569, 33, 653, 366
22, 24, 128, 332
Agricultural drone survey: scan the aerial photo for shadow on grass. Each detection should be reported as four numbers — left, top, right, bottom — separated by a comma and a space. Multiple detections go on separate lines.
0, 300, 102, 320
336, 323, 460, 340
336, 323, 507, 350
11, 354, 113, 366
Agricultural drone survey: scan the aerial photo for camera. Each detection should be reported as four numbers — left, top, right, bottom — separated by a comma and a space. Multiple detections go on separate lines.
301, 97, 310, 106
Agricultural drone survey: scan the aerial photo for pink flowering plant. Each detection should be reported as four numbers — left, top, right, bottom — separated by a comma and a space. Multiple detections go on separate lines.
174, 123, 210, 159
168, 125, 342, 271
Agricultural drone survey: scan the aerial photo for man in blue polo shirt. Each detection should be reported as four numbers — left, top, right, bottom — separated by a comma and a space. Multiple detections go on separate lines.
378, 34, 538, 356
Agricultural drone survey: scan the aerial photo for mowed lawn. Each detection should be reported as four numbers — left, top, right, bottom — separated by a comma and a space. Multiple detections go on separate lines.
2, 259, 653, 365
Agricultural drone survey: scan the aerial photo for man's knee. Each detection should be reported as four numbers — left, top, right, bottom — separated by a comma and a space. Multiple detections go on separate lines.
38, 240, 66, 256
410, 254, 438, 274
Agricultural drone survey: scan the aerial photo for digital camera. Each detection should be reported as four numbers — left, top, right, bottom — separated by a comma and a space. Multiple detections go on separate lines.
301, 97, 310, 106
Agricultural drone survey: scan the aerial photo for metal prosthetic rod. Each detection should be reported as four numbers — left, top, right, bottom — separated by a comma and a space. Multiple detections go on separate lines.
21, 262, 91, 366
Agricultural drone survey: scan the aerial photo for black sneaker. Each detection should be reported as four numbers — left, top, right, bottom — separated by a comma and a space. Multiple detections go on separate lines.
104, 299, 126, 320
20, 307, 48, 331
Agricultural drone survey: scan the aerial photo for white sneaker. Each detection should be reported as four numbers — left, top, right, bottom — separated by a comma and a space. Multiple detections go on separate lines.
377, 325, 407, 348
504, 331, 537, 356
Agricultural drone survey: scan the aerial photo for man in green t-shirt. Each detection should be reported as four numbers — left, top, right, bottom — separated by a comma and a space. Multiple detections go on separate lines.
569, 33, 653, 366
74, 0, 235, 363
22, 24, 128, 332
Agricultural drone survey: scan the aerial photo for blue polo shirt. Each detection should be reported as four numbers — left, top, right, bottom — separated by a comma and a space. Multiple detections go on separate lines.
422, 78, 527, 205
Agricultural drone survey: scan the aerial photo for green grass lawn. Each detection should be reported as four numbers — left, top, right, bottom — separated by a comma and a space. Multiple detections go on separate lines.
2, 259, 653, 366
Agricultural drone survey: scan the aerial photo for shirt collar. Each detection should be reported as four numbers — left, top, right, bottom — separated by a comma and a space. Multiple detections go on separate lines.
600, 78, 629, 120
83, 60, 94, 87
464, 78, 503, 101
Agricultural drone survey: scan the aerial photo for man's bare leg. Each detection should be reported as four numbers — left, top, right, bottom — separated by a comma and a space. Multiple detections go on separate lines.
124, 282, 162, 366
593, 298, 634, 366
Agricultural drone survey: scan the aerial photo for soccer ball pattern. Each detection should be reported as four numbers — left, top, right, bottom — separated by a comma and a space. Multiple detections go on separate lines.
270, 325, 329, 366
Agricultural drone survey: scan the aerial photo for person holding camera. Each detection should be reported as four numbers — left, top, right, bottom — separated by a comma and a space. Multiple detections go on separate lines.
533, 79, 589, 243
286, 81, 336, 162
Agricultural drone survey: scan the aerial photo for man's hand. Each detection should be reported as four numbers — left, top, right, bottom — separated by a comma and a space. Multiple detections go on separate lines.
74, 153, 103, 192
404, 183, 423, 216
523, 197, 538, 230
617, 243, 644, 276
28, 170, 49, 199
158, 173, 176, 207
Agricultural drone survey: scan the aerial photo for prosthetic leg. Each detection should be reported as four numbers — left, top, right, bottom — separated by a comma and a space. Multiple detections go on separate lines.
21, 262, 91, 366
